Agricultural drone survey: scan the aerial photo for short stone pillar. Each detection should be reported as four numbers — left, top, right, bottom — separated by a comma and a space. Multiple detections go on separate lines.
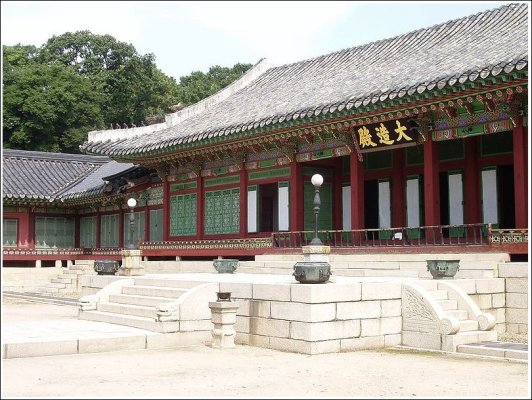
293, 245, 333, 283
118, 249, 145, 276
209, 296, 239, 349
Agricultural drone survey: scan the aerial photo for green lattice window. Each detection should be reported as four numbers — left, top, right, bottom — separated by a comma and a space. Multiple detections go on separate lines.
80, 216, 96, 247
124, 211, 146, 245
204, 188, 240, 235
100, 214, 119, 247
150, 209, 163, 241
35, 216, 75, 248
3, 219, 18, 247
170, 194, 197, 236
303, 182, 333, 232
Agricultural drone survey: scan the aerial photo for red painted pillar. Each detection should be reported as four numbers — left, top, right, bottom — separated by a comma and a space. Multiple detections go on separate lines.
239, 168, 248, 237
196, 176, 204, 240
349, 151, 364, 230
289, 160, 303, 231
513, 120, 528, 228
423, 137, 440, 241
333, 157, 343, 230
96, 210, 101, 247
163, 180, 170, 241
464, 136, 480, 224
391, 148, 405, 227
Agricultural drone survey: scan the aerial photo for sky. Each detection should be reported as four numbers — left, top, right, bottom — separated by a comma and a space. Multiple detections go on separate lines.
1, 1, 519, 81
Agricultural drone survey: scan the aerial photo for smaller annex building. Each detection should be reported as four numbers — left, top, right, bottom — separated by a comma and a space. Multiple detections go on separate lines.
2, 3, 529, 267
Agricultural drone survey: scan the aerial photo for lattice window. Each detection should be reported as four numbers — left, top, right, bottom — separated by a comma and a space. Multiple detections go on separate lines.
35, 216, 75, 248
80, 216, 97, 247
2, 219, 18, 247
100, 214, 119, 247
123, 211, 146, 245
170, 194, 197, 236
204, 188, 240, 235
149, 209, 163, 241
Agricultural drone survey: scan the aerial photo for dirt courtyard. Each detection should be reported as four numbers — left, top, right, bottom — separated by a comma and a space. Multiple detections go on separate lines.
1, 298, 530, 398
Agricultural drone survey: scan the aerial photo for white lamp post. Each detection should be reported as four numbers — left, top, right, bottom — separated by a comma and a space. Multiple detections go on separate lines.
310, 174, 324, 246
127, 197, 137, 250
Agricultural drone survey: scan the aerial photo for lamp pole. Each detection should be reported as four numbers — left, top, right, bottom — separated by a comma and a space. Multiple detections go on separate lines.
309, 174, 323, 246
127, 198, 137, 250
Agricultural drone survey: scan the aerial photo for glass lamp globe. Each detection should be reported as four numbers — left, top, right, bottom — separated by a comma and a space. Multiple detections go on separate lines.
311, 174, 324, 188
127, 198, 137, 208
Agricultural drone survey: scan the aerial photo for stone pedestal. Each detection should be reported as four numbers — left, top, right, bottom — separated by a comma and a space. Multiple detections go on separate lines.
209, 301, 239, 349
293, 245, 333, 284
118, 249, 145, 276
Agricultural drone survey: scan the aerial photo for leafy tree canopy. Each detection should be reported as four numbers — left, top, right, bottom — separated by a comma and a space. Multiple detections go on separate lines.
3, 31, 252, 153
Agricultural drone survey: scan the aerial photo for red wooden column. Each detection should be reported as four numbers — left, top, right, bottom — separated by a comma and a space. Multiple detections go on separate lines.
96, 209, 101, 247
349, 151, 364, 230
423, 137, 440, 240
289, 160, 303, 231
239, 168, 248, 237
391, 148, 405, 227
196, 175, 204, 240
333, 157, 343, 230
28, 209, 35, 248
464, 136, 480, 224
162, 180, 170, 241
513, 119, 528, 228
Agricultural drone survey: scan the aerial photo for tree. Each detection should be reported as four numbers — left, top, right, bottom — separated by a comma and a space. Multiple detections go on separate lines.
3, 62, 103, 153
176, 63, 252, 106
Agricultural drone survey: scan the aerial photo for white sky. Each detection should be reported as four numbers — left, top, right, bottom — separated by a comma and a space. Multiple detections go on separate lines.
1, 1, 518, 81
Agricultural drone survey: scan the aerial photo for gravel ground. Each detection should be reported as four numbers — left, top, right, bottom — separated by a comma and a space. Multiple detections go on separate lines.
499, 332, 528, 344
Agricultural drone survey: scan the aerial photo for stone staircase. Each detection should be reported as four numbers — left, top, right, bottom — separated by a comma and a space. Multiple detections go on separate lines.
38, 260, 95, 295
79, 277, 218, 333
402, 280, 497, 352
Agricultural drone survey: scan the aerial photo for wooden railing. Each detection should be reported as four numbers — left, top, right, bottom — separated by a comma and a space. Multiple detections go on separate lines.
271, 223, 496, 249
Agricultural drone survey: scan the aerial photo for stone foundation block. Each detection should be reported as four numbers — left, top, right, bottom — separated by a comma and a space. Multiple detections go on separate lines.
498, 263, 528, 278
401, 331, 441, 350
220, 282, 252, 299
381, 300, 402, 317
384, 334, 402, 347
253, 283, 291, 301
506, 293, 528, 309
5, 340, 78, 359
505, 278, 528, 294
271, 301, 335, 322
451, 279, 476, 294
361, 282, 401, 300
492, 293, 506, 308
290, 320, 360, 341
336, 300, 380, 320
248, 317, 289, 338
361, 317, 402, 337
475, 279, 504, 294
290, 283, 361, 303
79, 335, 146, 353
235, 333, 270, 347
235, 316, 250, 333
506, 308, 527, 324
146, 331, 211, 349
341, 336, 385, 351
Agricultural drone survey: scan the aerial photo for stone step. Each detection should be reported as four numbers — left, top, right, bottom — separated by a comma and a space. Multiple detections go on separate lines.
37, 287, 60, 293
457, 342, 528, 361
410, 280, 439, 291
122, 285, 187, 299
442, 330, 498, 352
109, 293, 175, 308
446, 310, 469, 320
79, 310, 177, 332
427, 290, 448, 300
98, 302, 157, 319
437, 299, 458, 311
46, 282, 67, 289
51, 277, 75, 284
459, 319, 479, 332
133, 278, 205, 289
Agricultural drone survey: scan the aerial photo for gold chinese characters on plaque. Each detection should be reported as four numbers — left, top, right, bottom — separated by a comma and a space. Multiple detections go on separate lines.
354, 119, 418, 152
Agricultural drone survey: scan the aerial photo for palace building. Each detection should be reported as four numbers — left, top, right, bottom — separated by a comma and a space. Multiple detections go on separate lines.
2, 3, 529, 266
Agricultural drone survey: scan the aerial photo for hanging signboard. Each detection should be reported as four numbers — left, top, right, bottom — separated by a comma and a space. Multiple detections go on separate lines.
353, 119, 419, 153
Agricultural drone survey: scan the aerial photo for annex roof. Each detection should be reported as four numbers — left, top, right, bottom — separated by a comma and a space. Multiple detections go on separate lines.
2, 149, 132, 203
81, 3, 528, 158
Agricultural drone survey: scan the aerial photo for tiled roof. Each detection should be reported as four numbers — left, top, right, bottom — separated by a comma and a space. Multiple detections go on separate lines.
2, 149, 131, 202
81, 3, 529, 157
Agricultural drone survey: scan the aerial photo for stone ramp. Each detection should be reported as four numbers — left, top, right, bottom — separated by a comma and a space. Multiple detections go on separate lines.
456, 341, 528, 361
1, 318, 211, 359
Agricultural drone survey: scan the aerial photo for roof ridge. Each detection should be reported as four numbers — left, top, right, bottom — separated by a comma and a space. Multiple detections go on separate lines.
269, 2, 522, 72
3, 148, 110, 164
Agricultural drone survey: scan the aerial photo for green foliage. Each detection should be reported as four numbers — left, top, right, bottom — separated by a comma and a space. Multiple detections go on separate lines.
3, 31, 252, 154
176, 63, 252, 106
